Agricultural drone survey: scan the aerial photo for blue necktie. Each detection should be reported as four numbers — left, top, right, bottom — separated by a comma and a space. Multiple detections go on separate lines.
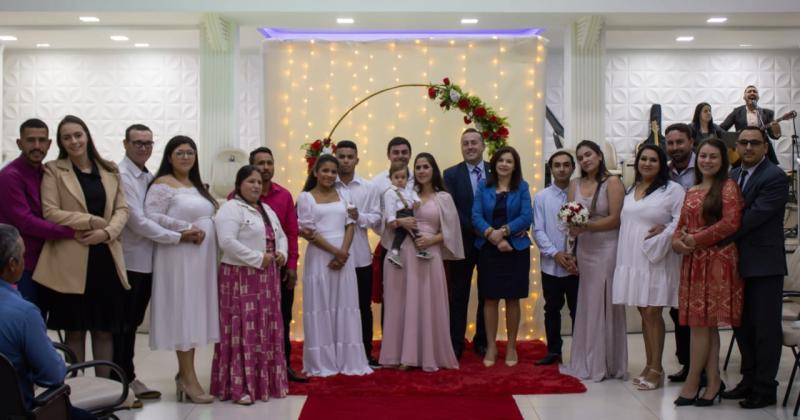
472, 166, 482, 194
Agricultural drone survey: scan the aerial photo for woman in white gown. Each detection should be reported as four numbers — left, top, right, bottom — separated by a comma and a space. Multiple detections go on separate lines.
145, 136, 219, 403
612, 144, 685, 390
297, 154, 372, 377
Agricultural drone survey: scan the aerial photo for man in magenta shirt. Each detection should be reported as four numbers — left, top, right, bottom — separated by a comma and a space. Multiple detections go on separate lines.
229, 147, 306, 382
0, 119, 73, 311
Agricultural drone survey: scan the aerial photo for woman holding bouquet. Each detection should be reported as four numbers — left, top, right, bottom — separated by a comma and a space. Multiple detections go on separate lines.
611, 145, 685, 390
472, 146, 532, 367
562, 140, 627, 382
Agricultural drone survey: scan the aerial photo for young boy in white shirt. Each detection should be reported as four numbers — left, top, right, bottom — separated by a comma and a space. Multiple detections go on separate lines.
383, 162, 431, 268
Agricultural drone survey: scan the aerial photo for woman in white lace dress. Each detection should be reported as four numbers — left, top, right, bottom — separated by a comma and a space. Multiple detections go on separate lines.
145, 136, 219, 403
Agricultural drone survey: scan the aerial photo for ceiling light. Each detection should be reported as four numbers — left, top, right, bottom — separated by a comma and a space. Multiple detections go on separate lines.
706, 17, 727, 23
0, 35, 18, 41
461, 18, 479, 24
79, 16, 99, 23
336, 18, 354, 24
676, 36, 695, 42
36, 43, 50, 48
134, 43, 149, 48
739, 44, 752, 47
110, 35, 129, 41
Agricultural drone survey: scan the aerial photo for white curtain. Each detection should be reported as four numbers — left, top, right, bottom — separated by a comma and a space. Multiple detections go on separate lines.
262, 35, 547, 340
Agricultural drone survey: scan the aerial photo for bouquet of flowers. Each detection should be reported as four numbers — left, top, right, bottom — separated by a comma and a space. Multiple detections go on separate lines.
558, 201, 590, 254
301, 137, 336, 172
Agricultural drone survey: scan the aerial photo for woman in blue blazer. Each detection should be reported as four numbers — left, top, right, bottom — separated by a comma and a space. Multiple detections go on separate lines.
472, 146, 532, 368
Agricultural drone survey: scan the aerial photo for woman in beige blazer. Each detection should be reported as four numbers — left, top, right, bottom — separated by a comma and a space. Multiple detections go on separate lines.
34, 115, 130, 377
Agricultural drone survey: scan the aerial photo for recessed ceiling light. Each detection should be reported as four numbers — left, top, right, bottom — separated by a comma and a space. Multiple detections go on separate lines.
706, 17, 727, 23
676, 36, 695, 42
134, 43, 149, 48
739, 44, 752, 47
110, 35, 129, 41
0, 35, 18, 41
79, 16, 100, 23
36, 43, 50, 48
461, 18, 479, 24
336, 18, 354, 24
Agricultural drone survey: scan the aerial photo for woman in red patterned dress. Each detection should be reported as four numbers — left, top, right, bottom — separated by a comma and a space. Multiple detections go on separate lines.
672, 138, 743, 407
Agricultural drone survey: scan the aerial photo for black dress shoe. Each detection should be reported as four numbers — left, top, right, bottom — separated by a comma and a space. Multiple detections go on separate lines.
534, 353, 562, 366
720, 382, 751, 400
287, 368, 309, 383
739, 394, 776, 409
473, 343, 487, 357
667, 366, 688, 382
367, 357, 382, 368
694, 381, 725, 407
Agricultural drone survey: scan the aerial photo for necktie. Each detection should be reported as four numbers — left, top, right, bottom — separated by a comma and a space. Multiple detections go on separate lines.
472, 166, 482, 194
738, 169, 748, 190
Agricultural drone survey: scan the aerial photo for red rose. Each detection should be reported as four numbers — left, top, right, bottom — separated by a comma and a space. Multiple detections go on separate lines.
439, 100, 447, 108
428, 86, 437, 99
489, 115, 498, 123
491, 133, 500, 140
464, 116, 472, 124
443, 77, 450, 86
323, 138, 331, 146
482, 131, 490, 139
308, 157, 317, 169
498, 127, 509, 137
457, 98, 470, 110
311, 139, 322, 151
474, 107, 487, 118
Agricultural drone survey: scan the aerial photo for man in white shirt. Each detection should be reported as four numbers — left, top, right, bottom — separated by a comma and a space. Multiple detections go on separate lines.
334, 140, 382, 367
115, 124, 202, 404
372, 137, 414, 200
532, 151, 578, 365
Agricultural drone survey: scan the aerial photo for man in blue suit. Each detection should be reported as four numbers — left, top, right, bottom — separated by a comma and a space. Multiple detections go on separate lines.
443, 128, 489, 358
721, 126, 789, 409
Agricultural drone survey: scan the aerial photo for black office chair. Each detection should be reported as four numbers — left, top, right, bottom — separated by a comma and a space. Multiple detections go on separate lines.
53, 343, 130, 420
0, 352, 71, 420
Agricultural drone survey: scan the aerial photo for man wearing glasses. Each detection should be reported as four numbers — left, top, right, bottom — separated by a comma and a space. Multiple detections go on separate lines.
116, 124, 204, 406
721, 127, 789, 408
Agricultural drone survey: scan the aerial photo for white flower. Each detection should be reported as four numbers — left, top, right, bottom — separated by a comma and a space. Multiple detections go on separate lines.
321, 146, 333, 155
449, 89, 461, 102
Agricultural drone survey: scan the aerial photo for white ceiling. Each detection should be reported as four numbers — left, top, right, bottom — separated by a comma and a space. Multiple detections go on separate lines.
0, 10, 798, 51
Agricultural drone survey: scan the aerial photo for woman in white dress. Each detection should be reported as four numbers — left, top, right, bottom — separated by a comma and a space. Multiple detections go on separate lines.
612, 144, 685, 390
145, 136, 219, 403
297, 154, 372, 377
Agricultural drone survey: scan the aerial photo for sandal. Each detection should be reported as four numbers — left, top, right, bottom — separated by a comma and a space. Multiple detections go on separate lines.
235, 395, 254, 406
636, 369, 664, 391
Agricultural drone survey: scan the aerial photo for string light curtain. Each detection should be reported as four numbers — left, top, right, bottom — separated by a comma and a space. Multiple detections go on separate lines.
262, 35, 547, 342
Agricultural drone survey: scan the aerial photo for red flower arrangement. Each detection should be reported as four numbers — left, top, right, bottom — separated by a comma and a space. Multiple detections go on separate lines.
301, 137, 336, 171
427, 77, 510, 155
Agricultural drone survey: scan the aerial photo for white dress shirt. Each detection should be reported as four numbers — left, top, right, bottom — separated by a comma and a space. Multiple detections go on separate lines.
336, 175, 382, 268
372, 168, 415, 235
532, 184, 570, 278
215, 197, 288, 268
383, 186, 421, 223
119, 157, 181, 273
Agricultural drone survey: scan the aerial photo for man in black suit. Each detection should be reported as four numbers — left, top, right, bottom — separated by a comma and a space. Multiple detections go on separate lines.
721, 126, 789, 408
443, 128, 489, 358
720, 85, 780, 164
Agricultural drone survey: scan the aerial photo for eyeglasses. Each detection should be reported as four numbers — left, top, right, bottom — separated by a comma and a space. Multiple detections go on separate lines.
736, 140, 765, 147
174, 151, 196, 158
129, 140, 154, 150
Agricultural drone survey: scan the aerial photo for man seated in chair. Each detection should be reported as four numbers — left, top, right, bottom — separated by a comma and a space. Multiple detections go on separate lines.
0, 223, 96, 420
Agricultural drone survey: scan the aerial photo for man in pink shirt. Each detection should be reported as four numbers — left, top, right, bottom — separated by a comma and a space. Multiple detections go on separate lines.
0, 119, 73, 311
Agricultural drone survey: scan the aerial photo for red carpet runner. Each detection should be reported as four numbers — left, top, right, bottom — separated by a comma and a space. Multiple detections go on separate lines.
289, 340, 586, 419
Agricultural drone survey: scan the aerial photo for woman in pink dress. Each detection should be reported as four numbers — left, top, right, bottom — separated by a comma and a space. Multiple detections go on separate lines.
211, 165, 289, 404
379, 152, 463, 371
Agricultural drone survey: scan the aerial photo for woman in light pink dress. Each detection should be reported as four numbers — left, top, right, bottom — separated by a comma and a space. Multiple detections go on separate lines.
379, 152, 463, 371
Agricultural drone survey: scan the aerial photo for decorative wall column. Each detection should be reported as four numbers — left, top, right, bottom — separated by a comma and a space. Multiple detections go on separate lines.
563, 16, 605, 148
199, 13, 239, 179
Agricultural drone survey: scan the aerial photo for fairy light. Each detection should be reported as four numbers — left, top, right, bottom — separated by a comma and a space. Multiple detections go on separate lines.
267, 35, 545, 341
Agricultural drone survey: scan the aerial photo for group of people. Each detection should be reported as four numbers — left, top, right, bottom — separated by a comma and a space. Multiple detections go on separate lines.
0, 81, 790, 414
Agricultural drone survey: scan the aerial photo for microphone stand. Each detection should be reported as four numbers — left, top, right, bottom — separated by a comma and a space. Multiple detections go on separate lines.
789, 113, 799, 239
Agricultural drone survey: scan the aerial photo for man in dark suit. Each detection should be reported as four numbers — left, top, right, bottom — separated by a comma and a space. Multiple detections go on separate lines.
719, 85, 780, 164
721, 126, 789, 408
443, 128, 489, 358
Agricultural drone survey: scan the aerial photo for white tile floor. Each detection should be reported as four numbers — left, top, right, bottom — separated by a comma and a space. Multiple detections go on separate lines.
102, 329, 799, 420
